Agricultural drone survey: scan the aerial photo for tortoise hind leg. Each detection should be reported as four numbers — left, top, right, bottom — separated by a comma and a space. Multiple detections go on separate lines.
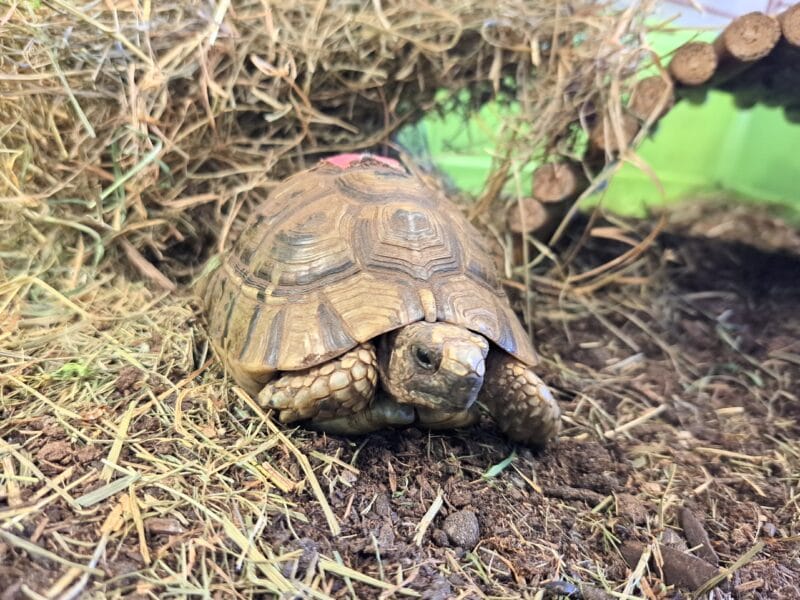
479, 353, 561, 448
258, 342, 414, 434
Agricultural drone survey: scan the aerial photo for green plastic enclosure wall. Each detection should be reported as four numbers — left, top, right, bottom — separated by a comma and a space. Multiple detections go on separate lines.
411, 29, 800, 216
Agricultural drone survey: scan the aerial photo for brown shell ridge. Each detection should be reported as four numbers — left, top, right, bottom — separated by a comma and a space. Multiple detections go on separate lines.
355, 206, 465, 281
316, 298, 358, 351
205, 162, 539, 378
242, 209, 357, 290
335, 169, 427, 204
237, 177, 339, 266
236, 303, 263, 360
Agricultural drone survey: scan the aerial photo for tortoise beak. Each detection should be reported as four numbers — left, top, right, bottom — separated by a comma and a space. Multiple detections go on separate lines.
450, 373, 483, 409
438, 344, 486, 408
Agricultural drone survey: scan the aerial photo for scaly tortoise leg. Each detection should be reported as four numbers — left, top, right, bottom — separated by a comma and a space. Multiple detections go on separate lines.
478, 353, 561, 447
258, 342, 414, 434
314, 395, 415, 435
415, 406, 480, 430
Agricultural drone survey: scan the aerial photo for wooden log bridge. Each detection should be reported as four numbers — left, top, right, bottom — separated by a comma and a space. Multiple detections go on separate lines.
666, 5, 800, 118
510, 4, 800, 244
614, 4, 800, 139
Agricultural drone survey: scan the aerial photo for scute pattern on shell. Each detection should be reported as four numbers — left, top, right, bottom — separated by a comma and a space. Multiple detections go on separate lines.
201, 159, 537, 392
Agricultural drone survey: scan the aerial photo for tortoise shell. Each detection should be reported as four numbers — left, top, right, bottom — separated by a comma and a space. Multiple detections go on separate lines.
200, 156, 537, 393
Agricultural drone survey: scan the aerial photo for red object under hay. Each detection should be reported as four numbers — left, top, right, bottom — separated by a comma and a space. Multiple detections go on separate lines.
322, 153, 404, 171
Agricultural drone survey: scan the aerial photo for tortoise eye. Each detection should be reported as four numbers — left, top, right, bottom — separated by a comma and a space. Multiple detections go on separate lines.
413, 346, 434, 370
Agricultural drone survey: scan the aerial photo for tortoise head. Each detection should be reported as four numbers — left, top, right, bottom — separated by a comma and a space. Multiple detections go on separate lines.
379, 322, 489, 411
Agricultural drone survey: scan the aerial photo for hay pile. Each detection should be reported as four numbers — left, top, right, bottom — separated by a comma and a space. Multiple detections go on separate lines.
2, 0, 656, 287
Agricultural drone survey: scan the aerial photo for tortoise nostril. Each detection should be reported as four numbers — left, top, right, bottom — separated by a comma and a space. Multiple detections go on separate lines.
456, 374, 482, 394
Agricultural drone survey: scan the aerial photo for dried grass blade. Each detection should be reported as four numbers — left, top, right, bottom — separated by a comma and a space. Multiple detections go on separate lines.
310, 450, 361, 475
153, 483, 294, 594
119, 238, 177, 291
46, 0, 154, 66
1, 277, 90, 320
319, 557, 420, 597
74, 473, 140, 508
694, 448, 766, 462
208, 0, 231, 45
1, 455, 22, 508
101, 400, 137, 482
258, 461, 298, 494
99, 139, 162, 202
694, 541, 765, 596
569, 214, 666, 285
127, 486, 150, 565
234, 388, 341, 536
603, 405, 667, 439
45, 47, 95, 138
621, 541, 651, 597
0, 529, 104, 576
413, 489, 443, 546
44, 566, 83, 599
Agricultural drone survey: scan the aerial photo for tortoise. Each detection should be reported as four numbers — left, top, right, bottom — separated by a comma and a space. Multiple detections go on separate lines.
198, 154, 561, 447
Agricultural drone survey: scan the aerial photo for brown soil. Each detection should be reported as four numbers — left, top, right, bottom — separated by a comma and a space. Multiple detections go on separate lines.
1, 205, 799, 599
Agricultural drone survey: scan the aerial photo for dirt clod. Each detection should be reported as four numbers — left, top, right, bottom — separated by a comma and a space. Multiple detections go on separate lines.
144, 517, 185, 536
282, 537, 320, 578
35, 440, 72, 468
372, 492, 392, 517
448, 488, 473, 507
662, 528, 689, 552
420, 575, 452, 600
544, 485, 606, 505
678, 506, 719, 566
621, 540, 721, 591
74, 445, 102, 464
115, 366, 143, 396
431, 528, 449, 547
580, 583, 617, 600
443, 509, 480, 548
616, 493, 649, 525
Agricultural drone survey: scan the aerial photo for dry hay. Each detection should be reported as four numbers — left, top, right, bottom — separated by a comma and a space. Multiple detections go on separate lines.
1, 0, 657, 282
665, 196, 800, 257
5, 1, 799, 599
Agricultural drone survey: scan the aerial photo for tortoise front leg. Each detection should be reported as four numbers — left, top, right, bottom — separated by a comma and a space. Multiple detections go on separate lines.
416, 406, 480, 430
310, 395, 415, 435
258, 343, 413, 434
478, 354, 561, 447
